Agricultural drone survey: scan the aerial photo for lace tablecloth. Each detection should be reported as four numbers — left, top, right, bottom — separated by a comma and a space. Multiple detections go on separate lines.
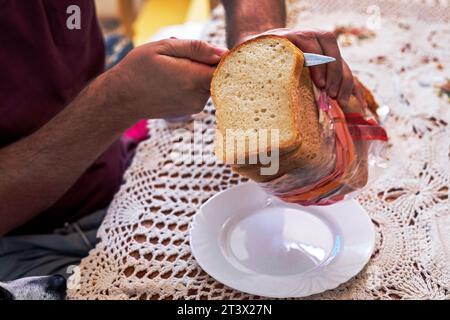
68, 0, 450, 300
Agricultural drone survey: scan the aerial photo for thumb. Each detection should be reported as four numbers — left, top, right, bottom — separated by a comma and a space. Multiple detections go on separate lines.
157, 39, 228, 65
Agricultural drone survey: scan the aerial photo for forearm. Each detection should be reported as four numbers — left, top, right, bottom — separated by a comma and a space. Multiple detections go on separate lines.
222, 0, 287, 48
0, 69, 136, 235
0, 37, 224, 235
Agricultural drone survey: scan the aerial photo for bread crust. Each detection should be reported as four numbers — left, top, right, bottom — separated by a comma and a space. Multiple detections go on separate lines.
212, 35, 306, 163
233, 79, 376, 184
212, 35, 375, 192
231, 66, 331, 182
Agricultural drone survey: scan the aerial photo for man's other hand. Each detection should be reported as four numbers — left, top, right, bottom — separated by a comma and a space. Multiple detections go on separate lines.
236, 28, 354, 108
112, 39, 228, 120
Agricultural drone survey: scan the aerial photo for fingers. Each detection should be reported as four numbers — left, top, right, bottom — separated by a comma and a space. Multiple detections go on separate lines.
352, 78, 368, 110
194, 63, 216, 93
315, 31, 343, 98
337, 60, 354, 107
157, 39, 228, 65
283, 29, 354, 106
287, 31, 327, 88
172, 56, 215, 94
186, 62, 215, 113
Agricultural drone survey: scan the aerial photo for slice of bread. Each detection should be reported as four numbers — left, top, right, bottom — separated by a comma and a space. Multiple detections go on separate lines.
233, 90, 373, 184
212, 35, 309, 164
212, 35, 377, 186
231, 66, 335, 182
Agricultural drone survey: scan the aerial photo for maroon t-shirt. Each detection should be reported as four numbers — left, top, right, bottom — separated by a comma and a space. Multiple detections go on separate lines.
0, 0, 130, 234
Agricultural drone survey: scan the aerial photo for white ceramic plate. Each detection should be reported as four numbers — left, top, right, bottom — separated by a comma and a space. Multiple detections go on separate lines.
190, 182, 375, 298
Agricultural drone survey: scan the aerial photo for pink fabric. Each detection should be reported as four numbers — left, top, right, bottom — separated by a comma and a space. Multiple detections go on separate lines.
125, 120, 149, 142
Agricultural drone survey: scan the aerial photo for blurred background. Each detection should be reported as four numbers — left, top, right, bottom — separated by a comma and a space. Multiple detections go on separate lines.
95, 0, 220, 45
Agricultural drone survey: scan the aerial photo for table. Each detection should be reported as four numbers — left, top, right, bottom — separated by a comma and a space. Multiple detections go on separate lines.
68, 0, 450, 299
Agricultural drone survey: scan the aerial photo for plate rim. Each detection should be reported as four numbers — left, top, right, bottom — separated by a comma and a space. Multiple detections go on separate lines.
190, 182, 375, 298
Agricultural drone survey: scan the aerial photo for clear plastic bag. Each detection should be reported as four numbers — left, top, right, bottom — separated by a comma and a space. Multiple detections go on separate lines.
258, 88, 389, 206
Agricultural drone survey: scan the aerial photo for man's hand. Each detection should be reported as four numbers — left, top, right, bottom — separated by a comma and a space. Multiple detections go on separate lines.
236, 28, 354, 108
0, 38, 227, 235
113, 38, 227, 121
222, 0, 354, 107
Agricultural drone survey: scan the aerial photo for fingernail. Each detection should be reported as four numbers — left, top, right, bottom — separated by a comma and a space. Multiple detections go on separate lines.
327, 86, 338, 98
327, 87, 338, 98
213, 46, 228, 56
339, 97, 349, 107
318, 79, 326, 88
